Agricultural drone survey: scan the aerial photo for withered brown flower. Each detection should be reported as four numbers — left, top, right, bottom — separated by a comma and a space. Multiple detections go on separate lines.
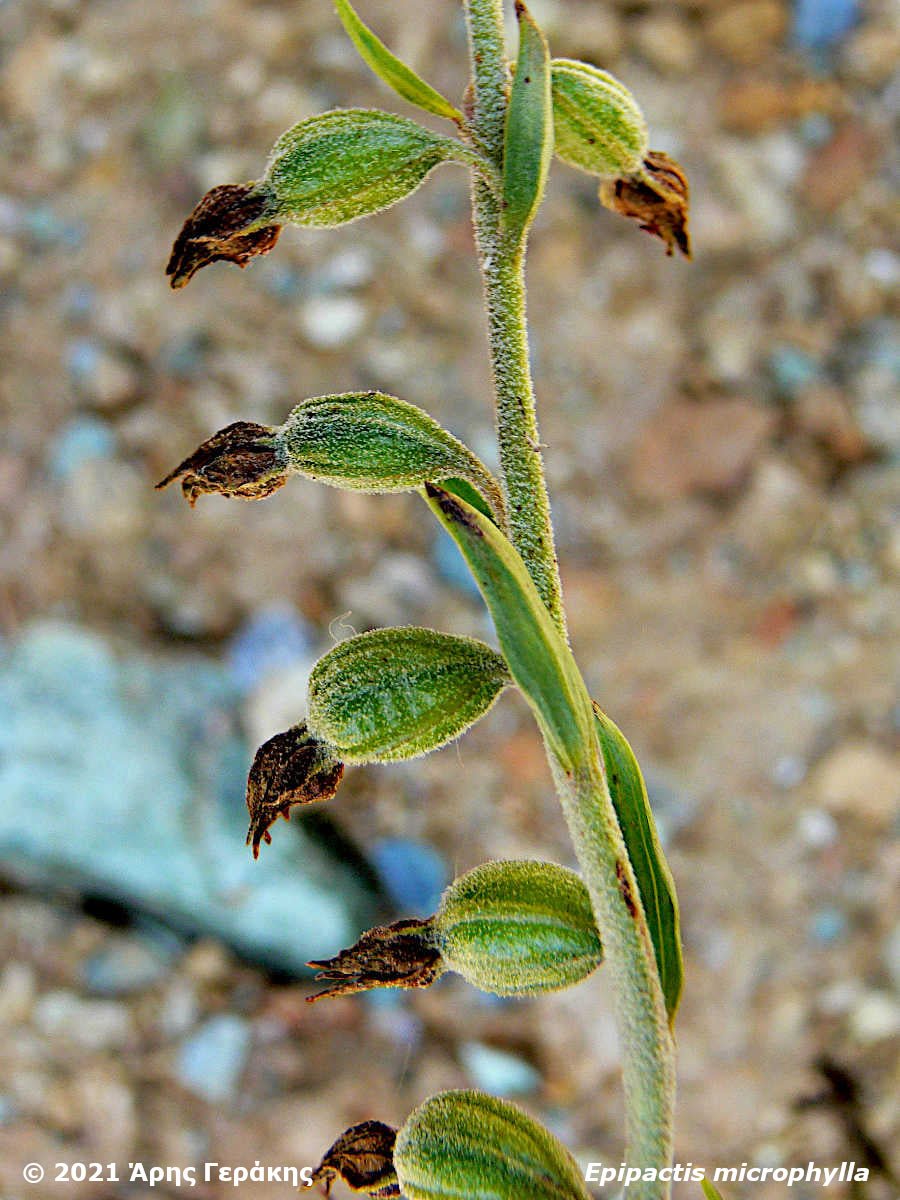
600, 150, 691, 258
165, 183, 282, 289
307, 918, 444, 1003
312, 1122, 399, 1198
155, 421, 288, 507
244, 723, 345, 859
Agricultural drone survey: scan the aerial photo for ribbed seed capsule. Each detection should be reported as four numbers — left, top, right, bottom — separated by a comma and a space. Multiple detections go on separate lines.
550, 58, 648, 179
306, 860, 601, 1002
277, 391, 504, 522
306, 628, 510, 763
394, 1090, 591, 1200
435, 860, 602, 994
264, 108, 478, 227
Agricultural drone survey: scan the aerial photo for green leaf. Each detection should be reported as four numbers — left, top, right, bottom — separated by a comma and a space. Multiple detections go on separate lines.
307, 627, 511, 763
594, 704, 683, 1026
395, 1091, 590, 1200
424, 484, 593, 772
278, 391, 505, 524
265, 109, 487, 228
502, 2, 553, 241
333, 0, 462, 123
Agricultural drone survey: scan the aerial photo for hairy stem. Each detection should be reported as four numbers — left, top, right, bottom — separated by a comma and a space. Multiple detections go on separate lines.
463, 1, 676, 1193
461, 0, 508, 163
551, 749, 676, 1200
472, 192, 566, 636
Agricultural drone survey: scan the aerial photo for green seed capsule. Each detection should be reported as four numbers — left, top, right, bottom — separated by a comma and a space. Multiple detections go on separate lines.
307, 628, 510, 763
264, 108, 474, 227
394, 1090, 591, 1200
306, 860, 601, 1003
278, 391, 504, 522
551, 58, 648, 179
435, 860, 602, 995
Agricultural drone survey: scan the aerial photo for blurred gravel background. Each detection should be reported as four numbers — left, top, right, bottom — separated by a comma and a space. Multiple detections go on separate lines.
1, 0, 898, 1197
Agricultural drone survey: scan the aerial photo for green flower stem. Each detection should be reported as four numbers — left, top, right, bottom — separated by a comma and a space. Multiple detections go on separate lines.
550, 748, 676, 1200
464, 2, 676, 1194
474, 199, 566, 636
461, 0, 508, 164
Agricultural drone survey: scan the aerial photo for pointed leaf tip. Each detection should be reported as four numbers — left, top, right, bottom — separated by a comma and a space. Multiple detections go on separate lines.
593, 705, 683, 1025
503, 1, 553, 241
333, 0, 462, 123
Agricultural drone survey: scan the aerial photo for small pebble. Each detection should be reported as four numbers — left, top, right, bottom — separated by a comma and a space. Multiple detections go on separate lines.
460, 1042, 541, 1097
82, 935, 174, 997
772, 755, 807, 789
227, 604, 314, 694
299, 295, 367, 348
809, 907, 847, 945
813, 742, 899, 828
48, 416, 116, 480
176, 1015, 252, 1103
0, 961, 36, 1026
370, 838, 448, 917
769, 345, 821, 396
793, 0, 858, 51
849, 992, 900, 1044
796, 808, 839, 849
33, 991, 133, 1050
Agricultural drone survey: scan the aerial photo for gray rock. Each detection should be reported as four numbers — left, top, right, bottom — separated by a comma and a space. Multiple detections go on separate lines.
0, 622, 374, 974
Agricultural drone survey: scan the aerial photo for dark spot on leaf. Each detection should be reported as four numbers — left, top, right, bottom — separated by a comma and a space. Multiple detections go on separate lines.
616, 859, 637, 918
425, 482, 484, 537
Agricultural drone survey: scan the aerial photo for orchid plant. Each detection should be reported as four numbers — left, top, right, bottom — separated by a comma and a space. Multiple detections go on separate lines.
158, 2, 690, 1197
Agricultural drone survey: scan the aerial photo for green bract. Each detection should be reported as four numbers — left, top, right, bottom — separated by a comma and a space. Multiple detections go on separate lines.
436, 860, 602, 994
333, 0, 462, 122
594, 705, 683, 1025
502, 3, 553, 242
278, 391, 505, 522
306, 627, 511, 762
425, 484, 594, 772
264, 109, 484, 227
394, 1090, 591, 1200
551, 58, 648, 179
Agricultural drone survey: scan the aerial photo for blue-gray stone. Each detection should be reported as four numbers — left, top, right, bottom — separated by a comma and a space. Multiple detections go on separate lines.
769, 345, 821, 396
0, 622, 371, 974
66, 338, 101, 385
460, 1042, 540, 1097
82, 935, 175, 997
226, 604, 314, 693
370, 838, 448, 917
810, 907, 848, 945
793, 0, 858, 51
48, 417, 116, 480
177, 1015, 251, 1103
